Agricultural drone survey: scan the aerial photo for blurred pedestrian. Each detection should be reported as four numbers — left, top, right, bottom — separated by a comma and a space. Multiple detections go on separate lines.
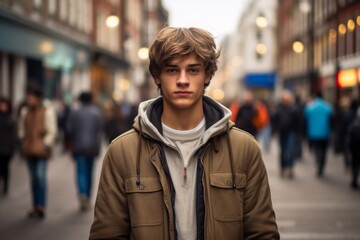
67, 92, 103, 211
18, 83, 58, 219
234, 91, 258, 138
293, 94, 305, 160
272, 90, 299, 178
57, 99, 71, 153
103, 100, 132, 143
0, 97, 17, 196
229, 98, 240, 122
254, 99, 271, 152
90, 27, 279, 240
345, 107, 360, 190
334, 96, 356, 172
304, 92, 333, 177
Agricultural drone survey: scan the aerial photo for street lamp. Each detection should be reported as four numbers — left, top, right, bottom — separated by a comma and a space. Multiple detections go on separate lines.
138, 47, 149, 60
292, 41, 304, 53
256, 14, 268, 29
106, 13, 120, 28
256, 43, 267, 55
299, 0, 311, 14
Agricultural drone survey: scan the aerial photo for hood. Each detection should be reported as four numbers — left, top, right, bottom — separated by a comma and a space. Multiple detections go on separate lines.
132, 96, 238, 190
134, 96, 232, 147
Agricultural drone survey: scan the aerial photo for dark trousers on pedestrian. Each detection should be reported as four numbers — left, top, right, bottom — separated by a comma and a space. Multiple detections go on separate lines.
74, 155, 94, 199
350, 151, 360, 188
279, 133, 296, 178
0, 154, 12, 194
27, 157, 47, 208
310, 139, 328, 177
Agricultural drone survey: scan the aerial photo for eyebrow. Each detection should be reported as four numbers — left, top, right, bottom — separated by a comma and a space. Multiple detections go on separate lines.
165, 63, 203, 68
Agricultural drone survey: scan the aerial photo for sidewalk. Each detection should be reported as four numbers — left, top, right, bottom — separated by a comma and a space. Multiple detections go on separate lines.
0, 143, 106, 240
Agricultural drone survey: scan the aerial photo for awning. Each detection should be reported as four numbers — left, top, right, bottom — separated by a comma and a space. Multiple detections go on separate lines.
0, 10, 91, 70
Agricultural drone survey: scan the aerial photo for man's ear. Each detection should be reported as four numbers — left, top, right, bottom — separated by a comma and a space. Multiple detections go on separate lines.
154, 78, 161, 85
205, 76, 211, 85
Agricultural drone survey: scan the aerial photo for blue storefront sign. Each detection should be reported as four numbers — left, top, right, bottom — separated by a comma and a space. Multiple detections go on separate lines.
243, 72, 277, 88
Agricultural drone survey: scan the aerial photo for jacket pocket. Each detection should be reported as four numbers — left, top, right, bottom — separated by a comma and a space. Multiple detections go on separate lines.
209, 172, 246, 239
209, 172, 246, 222
124, 176, 164, 227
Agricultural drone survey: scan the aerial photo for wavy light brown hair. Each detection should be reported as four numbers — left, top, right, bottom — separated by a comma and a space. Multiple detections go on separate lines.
149, 27, 221, 89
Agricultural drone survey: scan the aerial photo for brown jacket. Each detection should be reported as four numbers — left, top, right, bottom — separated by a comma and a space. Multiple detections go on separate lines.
90, 117, 279, 239
18, 103, 58, 158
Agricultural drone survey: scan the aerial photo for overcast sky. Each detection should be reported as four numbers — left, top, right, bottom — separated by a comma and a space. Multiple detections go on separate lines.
162, 0, 249, 43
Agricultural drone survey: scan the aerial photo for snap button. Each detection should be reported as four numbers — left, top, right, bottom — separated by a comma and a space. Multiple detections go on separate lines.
138, 184, 144, 190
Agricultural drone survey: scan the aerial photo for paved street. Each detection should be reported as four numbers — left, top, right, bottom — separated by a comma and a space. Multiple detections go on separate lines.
263, 139, 360, 240
0, 139, 360, 240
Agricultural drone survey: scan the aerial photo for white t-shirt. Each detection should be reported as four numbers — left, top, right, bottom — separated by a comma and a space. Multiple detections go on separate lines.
162, 118, 206, 240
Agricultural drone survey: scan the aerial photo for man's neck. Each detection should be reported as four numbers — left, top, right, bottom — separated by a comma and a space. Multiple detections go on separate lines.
161, 105, 205, 131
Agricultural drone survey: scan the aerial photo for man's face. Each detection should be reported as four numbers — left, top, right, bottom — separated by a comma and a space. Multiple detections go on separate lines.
26, 93, 41, 108
156, 53, 210, 111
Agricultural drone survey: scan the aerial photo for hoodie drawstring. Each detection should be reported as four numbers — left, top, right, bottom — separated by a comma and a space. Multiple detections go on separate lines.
226, 123, 237, 189
136, 117, 144, 190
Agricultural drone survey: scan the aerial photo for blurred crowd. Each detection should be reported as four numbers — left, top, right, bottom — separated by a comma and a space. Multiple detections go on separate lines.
0, 82, 137, 219
229, 90, 360, 190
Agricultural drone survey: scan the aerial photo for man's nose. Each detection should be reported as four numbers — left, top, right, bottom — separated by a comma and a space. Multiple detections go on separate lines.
177, 70, 190, 85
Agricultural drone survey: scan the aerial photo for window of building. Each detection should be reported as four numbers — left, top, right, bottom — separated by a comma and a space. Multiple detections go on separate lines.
338, 0, 346, 8
356, 15, 360, 53
329, 28, 337, 60
59, 0, 67, 22
322, 34, 328, 63
33, 0, 42, 8
346, 18, 355, 55
48, 0, 56, 16
337, 23, 347, 57
68, 1, 76, 26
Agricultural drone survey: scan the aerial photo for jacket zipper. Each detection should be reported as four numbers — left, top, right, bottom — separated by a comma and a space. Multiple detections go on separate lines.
198, 143, 212, 240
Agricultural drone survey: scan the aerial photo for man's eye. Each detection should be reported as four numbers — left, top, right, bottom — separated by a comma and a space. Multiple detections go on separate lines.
165, 68, 178, 73
189, 68, 200, 74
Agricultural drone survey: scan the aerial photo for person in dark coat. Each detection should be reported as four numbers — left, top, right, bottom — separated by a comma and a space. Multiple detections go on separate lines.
67, 92, 103, 211
346, 107, 360, 190
334, 96, 357, 171
104, 100, 132, 143
0, 97, 17, 195
273, 90, 300, 178
235, 91, 258, 137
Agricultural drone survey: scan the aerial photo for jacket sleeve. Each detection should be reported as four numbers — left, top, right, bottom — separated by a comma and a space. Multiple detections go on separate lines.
44, 105, 58, 148
17, 108, 27, 140
243, 143, 280, 240
89, 145, 130, 240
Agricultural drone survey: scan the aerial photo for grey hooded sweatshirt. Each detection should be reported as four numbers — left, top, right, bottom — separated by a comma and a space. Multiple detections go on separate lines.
137, 96, 232, 240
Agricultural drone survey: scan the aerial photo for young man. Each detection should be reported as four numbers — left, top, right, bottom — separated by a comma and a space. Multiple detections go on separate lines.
90, 27, 279, 240
18, 83, 58, 219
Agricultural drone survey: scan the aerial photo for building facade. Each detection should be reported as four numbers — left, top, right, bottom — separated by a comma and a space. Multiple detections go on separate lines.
277, 0, 360, 107
0, 0, 168, 111
219, 0, 278, 103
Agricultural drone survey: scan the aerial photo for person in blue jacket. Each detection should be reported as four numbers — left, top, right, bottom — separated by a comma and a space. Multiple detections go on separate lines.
304, 92, 333, 177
